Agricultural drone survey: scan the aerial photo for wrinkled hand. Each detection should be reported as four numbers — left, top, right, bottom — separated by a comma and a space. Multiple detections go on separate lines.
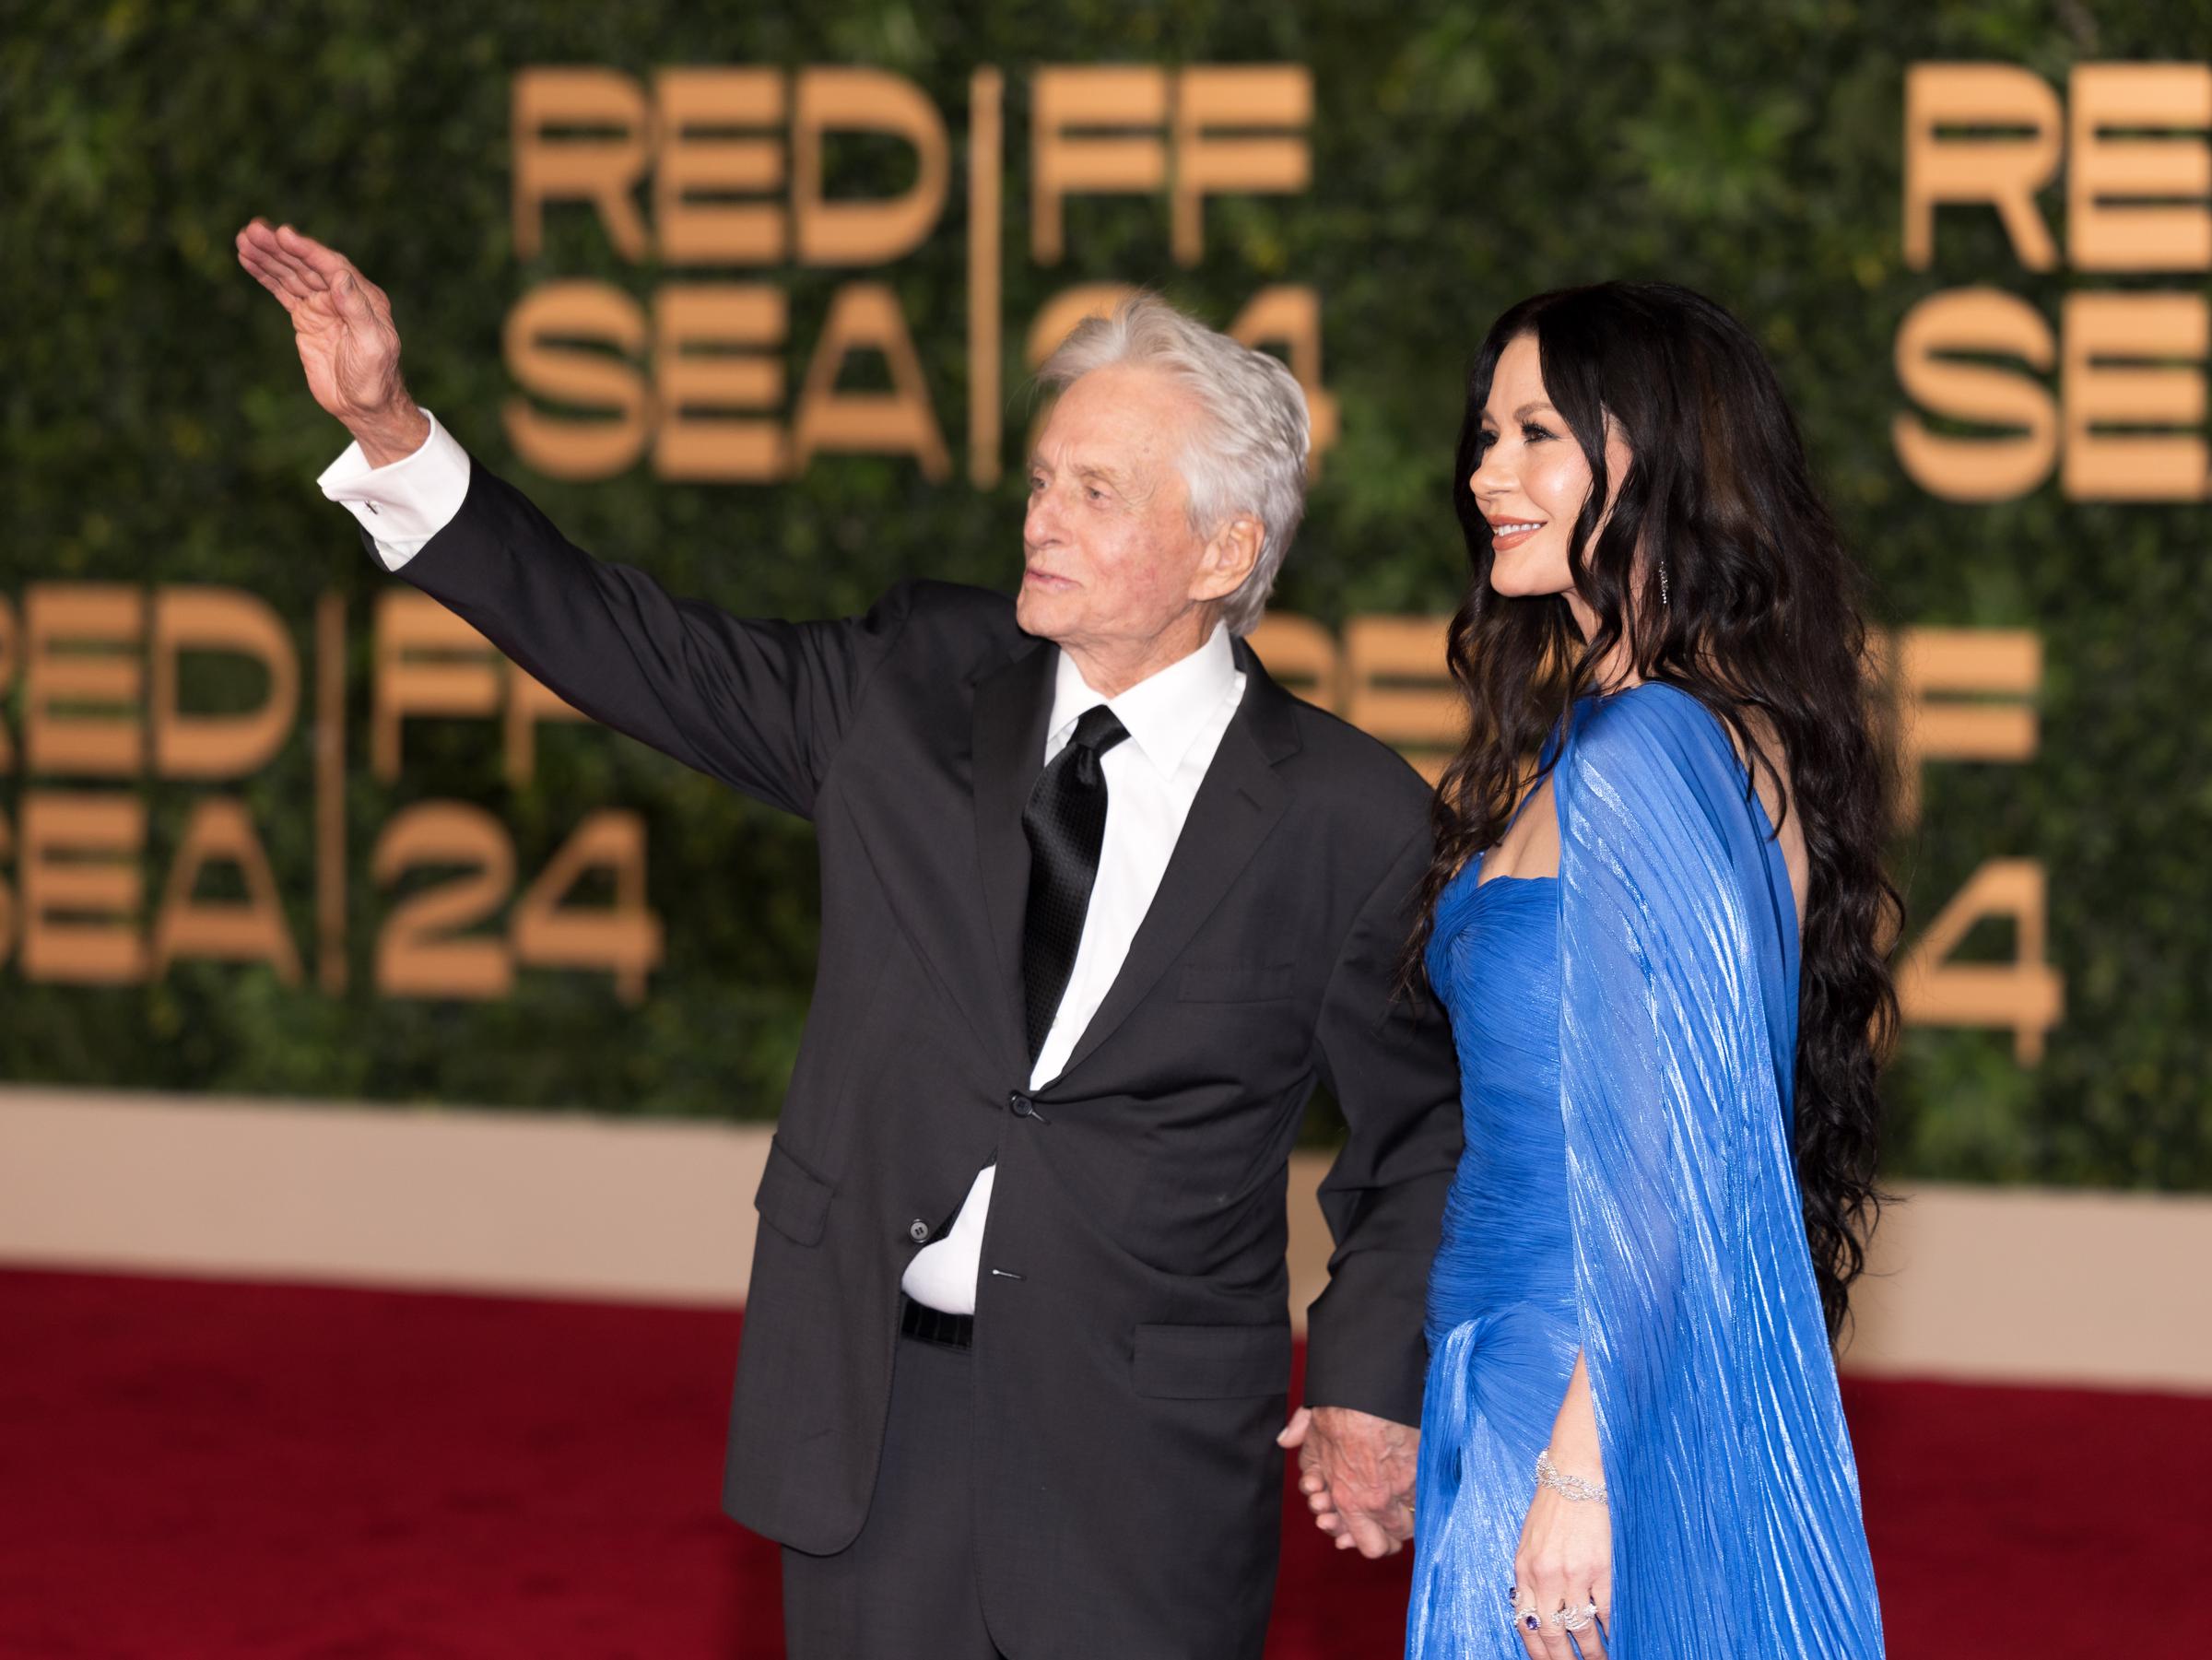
235, 218, 428, 465
1277, 1405, 1418, 1558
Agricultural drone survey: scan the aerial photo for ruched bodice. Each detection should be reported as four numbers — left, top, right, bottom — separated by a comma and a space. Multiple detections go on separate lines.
1407, 865, 1581, 1656
1423, 871, 1572, 1344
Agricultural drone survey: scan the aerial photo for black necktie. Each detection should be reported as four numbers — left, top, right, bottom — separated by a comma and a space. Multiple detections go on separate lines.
1020, 704, 1130, 1065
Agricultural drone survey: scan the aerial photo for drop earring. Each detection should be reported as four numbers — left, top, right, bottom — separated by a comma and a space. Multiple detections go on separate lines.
1659, 559, 1670, 607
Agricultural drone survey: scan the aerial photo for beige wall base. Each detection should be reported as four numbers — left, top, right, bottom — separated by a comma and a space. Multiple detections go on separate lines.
0, 1088, 763, 1308
4, 1087, 2207, 1393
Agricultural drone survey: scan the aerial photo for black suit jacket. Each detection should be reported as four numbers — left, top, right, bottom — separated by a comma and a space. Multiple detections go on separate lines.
383, 463, 1463, 1660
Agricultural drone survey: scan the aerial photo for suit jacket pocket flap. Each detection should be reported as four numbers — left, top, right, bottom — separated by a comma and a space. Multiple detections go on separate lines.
1132, 1323, 1293, 1399
754, 1136, 833, 1247
1176, 964, 1296, 1003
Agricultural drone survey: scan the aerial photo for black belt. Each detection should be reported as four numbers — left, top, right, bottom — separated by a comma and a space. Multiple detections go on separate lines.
900, 1296, 974, 1349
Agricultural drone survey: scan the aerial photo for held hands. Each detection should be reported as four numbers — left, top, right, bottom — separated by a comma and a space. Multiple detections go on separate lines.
1277, 1405, 1418, 1559
234, 218, 428, 466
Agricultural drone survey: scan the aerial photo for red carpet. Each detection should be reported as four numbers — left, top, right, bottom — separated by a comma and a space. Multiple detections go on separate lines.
0, 1269, 2204, 1658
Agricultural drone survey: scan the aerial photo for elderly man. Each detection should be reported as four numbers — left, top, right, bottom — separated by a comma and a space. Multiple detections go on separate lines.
238, 218, 1460, 1660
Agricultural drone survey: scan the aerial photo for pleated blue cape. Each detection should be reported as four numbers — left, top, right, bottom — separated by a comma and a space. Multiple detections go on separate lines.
1557, 684, 1883, 1656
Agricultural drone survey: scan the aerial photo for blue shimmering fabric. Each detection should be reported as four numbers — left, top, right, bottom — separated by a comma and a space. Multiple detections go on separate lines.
1406, 684, 1883, 1659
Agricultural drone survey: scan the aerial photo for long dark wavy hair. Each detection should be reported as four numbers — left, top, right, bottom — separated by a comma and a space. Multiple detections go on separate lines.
1410, 281, 1902, 1340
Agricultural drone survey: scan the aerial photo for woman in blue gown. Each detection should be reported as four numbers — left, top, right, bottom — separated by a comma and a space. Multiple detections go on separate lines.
1387, 284, 1897, 1658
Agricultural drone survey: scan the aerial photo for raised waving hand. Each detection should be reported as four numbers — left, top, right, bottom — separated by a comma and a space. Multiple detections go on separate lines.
235, 218, 429, 466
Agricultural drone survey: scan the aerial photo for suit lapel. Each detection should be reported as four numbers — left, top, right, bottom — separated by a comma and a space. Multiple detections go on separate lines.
1051, 643, 1301, 1084
971, 639, 1057, 1077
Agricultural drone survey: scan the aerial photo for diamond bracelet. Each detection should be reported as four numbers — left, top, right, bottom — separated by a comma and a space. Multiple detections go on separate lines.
1534, 1448, 1609, 1504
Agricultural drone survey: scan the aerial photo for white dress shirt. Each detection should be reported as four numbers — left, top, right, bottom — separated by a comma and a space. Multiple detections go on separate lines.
901, 624, 1245, 1312
315, 418, 1248, 1314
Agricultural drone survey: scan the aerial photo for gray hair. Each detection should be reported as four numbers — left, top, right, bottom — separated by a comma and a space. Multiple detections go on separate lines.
1036, 295, 1311, 636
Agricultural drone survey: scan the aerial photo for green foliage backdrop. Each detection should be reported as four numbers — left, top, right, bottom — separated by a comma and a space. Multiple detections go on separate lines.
6, 1, 2209, 1188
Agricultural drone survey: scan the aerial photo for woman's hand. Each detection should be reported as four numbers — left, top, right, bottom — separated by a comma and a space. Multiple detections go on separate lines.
1512, 1353, 1612, 1658
1512, 1476, 1611, 1659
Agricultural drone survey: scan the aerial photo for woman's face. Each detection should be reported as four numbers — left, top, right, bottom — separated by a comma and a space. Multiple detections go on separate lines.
1467, 333, 1631, 609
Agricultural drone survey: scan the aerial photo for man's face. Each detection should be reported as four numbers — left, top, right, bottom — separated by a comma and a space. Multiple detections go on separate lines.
1017, 363, 1215, 663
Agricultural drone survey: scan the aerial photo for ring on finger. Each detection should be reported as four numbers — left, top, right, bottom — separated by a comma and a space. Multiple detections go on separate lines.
1559, 1600, 1600, 1632
1502, 1583, 1539, 1634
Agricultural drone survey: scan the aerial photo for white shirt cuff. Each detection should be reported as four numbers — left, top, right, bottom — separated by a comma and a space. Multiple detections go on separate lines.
317, 409, 472, 571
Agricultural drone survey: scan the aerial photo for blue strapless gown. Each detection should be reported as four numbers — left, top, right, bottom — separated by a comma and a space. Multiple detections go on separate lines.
1404, 685, 1884, 1659
1406, 869, 1576, 1650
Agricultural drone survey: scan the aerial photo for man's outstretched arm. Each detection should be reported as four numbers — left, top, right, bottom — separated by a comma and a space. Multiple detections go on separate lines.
237, 218, 907, 819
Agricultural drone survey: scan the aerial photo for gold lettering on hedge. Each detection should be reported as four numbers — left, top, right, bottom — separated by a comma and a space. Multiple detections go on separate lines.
21, 791, 147, 983
373, 803, 516, 1000
503, 281, 651, 478
151, 588, 299, 778
0, 588, 667, 1003
1230, 286, 1339, 468
1893, 629, 2040, 827
1031, 67, 1169, 264
1019, 284, 1138, 456
1244, 613, 1341, 710
1256, 614, 2051, 826
0, 594, 15, 771
315, 594, 347, 995
1899, 62, 2212, 503
372, 593, 587, 787
1342, 616, 1458, 783
1902, 64, 2061, 271
791, 284, 951, 480
1259, 611, 2055, 1054
1897, 859, 2064, 1064
653, 68, 785, 265
1241, 611, 1470, 783
653, 285, 788, 481
150, 796, 301, 983
512, 810, 663, 1005
369, 806, 660, 1002
967, 67, 1005, 489
507, 63, 1330, 483
0, 809, 13, 967
794, 68, 949, 265
1026, 285, 1141, 369
1029, 287, 1338, 470
1892, 288, 2057, 500
372, 592, 502, 783
1173, 67, 1312, 265
2068, 65, 2212, 272
504, 671, 588, 786
2061, 292, 2209, 500
1032, 66, 1311, 265
1243, 610, 1463, 770
512, 68, 651, 261
26, 584, 144, 777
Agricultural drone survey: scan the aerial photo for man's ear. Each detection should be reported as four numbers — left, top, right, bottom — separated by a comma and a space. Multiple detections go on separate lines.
1190, 514, 1264, 604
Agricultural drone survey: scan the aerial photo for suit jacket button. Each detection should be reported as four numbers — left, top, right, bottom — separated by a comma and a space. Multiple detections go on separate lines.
908, 1218, 932, 1244
1008, 1092, 1034, 1117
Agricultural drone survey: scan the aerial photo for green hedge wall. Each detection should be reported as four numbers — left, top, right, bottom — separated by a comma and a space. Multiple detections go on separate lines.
5, 1, 2209, 1189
